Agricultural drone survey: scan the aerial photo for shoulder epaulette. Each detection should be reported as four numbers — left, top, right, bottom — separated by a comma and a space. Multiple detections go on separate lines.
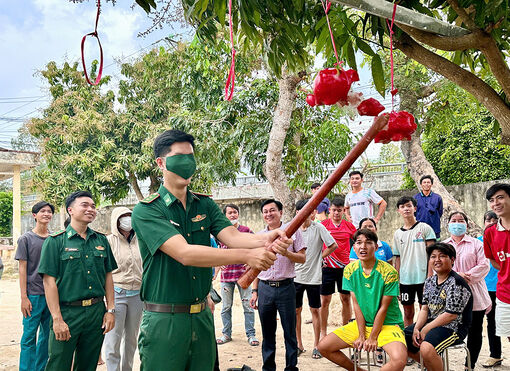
190, 191, 212, 198
141, 193, 160, 204
50, 230, 65, 237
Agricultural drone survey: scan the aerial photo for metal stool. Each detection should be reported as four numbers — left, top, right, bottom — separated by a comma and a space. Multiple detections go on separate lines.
419, 341, 471, 371
351, 348, 387, 370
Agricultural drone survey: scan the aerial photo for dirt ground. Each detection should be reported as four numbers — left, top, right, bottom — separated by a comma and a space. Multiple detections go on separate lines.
1, 270, 509, 370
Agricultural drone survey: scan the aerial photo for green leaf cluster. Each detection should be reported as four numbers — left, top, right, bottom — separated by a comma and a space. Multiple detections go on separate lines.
422, 81, 510, 185
0, 192, 13, 236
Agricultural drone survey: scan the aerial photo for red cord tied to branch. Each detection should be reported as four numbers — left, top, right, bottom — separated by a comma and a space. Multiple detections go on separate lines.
224, 0, 236, 101
386, 2, 398, 110
320, 0, 341, 68
81, 0, 104, 86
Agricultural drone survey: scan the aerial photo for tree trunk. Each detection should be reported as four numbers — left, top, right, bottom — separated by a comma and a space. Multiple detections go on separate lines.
128, 172, 144, 200
264, 73, 303, 221
398, 84, 483, 235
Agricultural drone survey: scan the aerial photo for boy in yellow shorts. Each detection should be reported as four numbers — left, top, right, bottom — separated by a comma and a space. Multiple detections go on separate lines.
318, 229, 407, 371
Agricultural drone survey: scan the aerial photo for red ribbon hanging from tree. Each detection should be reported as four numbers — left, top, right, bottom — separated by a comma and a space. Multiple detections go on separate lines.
386, 3, 398, 110
320, 0, 342, 67
81, 0, 104, 86
224, 0, 236, 101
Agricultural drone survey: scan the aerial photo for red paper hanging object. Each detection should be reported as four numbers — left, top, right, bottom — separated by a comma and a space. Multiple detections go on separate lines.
312, 68, 359, 106
374, 111, 417, 143
357, 98, 385, 116
81, 0, 104, 86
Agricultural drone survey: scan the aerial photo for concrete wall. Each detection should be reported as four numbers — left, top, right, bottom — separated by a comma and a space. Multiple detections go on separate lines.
18, 179, 509, 245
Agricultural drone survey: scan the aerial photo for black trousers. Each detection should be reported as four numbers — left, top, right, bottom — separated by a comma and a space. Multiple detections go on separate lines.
258, 280, 298, 371
486, 291, 502, 359
467, 309, 485, 368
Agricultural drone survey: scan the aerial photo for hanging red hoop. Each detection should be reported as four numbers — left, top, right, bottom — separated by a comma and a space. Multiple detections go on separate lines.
81, 0, 104, 86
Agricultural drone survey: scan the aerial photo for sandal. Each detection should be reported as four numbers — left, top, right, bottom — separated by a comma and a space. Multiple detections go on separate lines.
312, 348, 322, 359
297, 348, 306, 357
247, 336, 259, 346
216, 335, 232, 344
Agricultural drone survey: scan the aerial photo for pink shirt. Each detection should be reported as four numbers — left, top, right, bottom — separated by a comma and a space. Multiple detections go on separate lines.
257, 222, 305, 281
443, 234, 491, 311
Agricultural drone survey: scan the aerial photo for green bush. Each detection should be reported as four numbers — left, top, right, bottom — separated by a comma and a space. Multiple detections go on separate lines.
0, 192, 13, 236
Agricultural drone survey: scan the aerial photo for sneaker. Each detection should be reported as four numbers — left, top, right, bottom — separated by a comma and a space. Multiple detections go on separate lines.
482, 357, 503, 368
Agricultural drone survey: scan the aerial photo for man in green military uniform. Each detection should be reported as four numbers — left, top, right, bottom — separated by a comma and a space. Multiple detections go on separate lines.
132, 129, 293, 371
39, 191, 117, 371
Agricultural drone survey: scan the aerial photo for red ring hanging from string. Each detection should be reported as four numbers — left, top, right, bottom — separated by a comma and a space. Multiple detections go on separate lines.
224, 0, 236, 101
386, 2, 398, 110
81, 0, 104, 86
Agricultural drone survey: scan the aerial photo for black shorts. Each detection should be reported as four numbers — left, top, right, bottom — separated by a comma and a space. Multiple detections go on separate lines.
400, 283, 424, 306
321, 267, 350, 296
295, 282, 321, 309
405, 323, 463, 355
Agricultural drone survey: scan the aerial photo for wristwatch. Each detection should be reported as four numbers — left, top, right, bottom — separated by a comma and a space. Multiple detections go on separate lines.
107, 308, 116, 314
251, 289, 258, 293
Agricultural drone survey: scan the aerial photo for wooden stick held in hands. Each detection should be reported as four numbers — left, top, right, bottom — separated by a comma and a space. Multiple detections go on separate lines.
237, 114, 390, 289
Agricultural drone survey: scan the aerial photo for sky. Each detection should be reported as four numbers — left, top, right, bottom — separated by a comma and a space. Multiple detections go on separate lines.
0, 0, 390, 161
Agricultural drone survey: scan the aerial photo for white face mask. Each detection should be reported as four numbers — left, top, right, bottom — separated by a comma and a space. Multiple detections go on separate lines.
119, 216, 132, 232
230, 219, 239, 225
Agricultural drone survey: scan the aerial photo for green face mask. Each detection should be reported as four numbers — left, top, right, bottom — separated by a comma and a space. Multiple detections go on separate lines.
165, 154, 196, 179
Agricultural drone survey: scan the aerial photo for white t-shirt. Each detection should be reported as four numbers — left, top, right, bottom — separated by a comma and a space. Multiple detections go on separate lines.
295, 222, 336, 285
345, 187, 383, 227
392, 222, 437, 285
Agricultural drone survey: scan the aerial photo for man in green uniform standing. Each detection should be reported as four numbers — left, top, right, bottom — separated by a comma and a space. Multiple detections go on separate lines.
132, 129, 293, 371
39, 191, 117, 371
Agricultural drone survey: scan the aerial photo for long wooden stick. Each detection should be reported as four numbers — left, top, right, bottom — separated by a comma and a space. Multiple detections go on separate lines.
238, 114, 389, 289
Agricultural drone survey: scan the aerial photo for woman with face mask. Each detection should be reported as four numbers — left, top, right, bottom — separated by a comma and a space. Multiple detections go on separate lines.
104, 207, 143, 371
443, 211, 491, 370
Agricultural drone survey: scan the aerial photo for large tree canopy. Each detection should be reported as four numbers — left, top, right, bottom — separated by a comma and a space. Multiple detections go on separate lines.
27, 38, 352, 206
134, 0, 510, 144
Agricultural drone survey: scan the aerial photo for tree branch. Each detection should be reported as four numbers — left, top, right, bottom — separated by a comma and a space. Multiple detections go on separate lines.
395, 32, 510, 144
479, 37, 510, 100
446, 0, 477, 30
397, 23, 479, 51
417, 80, 444, 99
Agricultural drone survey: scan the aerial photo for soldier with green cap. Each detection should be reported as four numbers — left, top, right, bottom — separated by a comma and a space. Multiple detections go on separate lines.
132, 129, 294, 371
38, 190, 117, 371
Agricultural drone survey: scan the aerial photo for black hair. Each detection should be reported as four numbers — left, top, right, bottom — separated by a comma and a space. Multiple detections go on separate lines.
296, 199, 309, 211
448, 211, 468, 223
396, 196, 417, 208
310, 182, 321, 189
358, 217, 377, 230
484, 211, 498, 222
222, 204, 239, 215
260, 199, 283, 212
426, 242, 456, 260
32, 201, 55, 215
65, 191, 94, 211
353, 228, 378, 244
349, 171, 363, 178
153, 129, 195, 159
486, 183, 510, 200
64, 217, 70, 228
420, 175, 434, 185
331, 196, 345, 207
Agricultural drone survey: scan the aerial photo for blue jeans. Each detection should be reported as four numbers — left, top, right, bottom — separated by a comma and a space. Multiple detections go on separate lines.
19, 294, 50, 371
220, 281, 255, 338
258, 280, 298, 371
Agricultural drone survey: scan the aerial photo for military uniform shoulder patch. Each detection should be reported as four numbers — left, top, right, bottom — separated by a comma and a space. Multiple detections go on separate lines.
50, 230, 65, 237
141, 193, 160, 204
190, 191, 212, 198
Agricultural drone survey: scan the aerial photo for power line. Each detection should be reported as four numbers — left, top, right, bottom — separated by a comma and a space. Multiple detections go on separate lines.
0, 96, 47, 117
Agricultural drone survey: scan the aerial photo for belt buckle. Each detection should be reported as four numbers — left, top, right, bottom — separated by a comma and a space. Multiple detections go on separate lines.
82, 299, 92, 307
189, 303, 201, 314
